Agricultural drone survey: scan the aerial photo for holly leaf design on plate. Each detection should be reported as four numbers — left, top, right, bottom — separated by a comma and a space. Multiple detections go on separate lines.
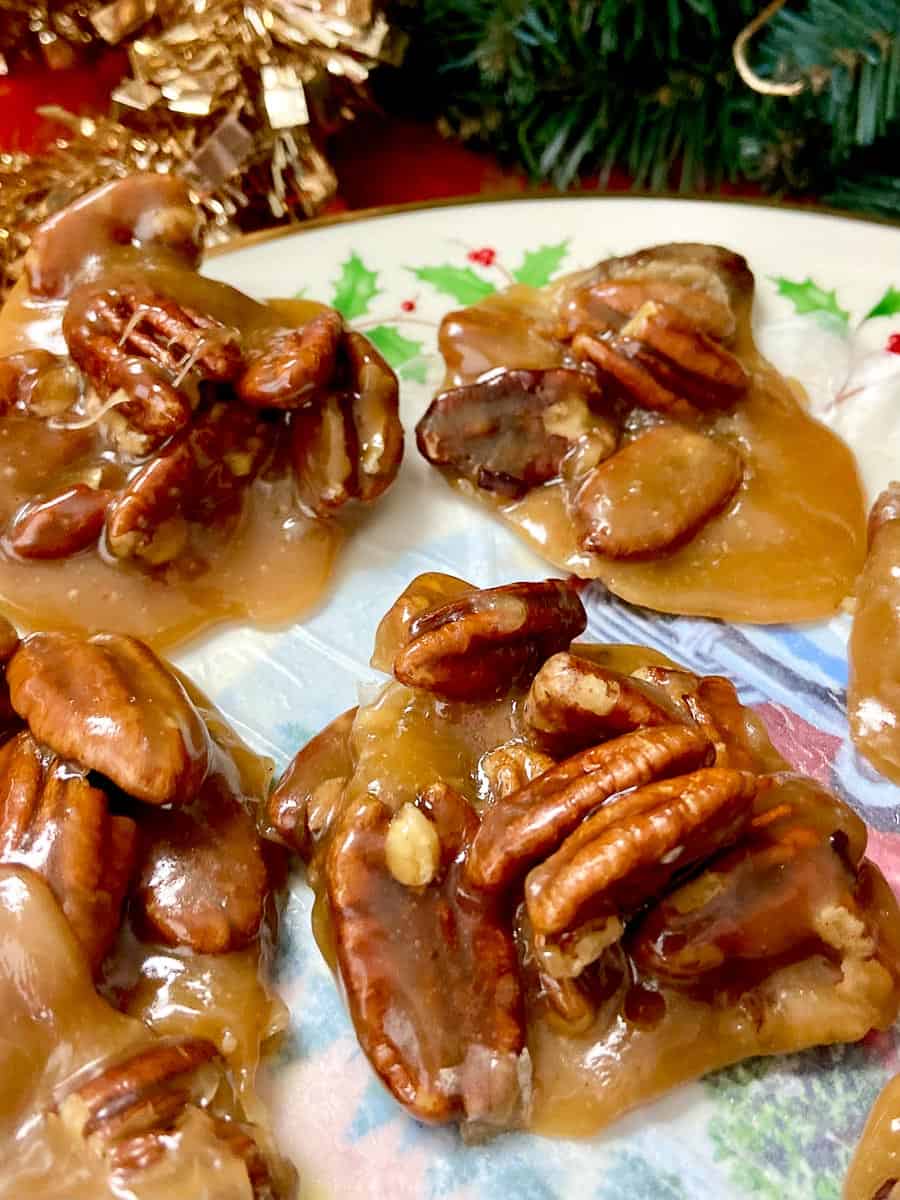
771, 276, 850, 325
864, 285, 900, 322
332, 252, 379, 319
365, 324, 423, 368
409, 265, 496, 305
512, 240, 569, 287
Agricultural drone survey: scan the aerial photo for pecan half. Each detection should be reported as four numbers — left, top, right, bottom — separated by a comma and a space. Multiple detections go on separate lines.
570, 423, 743, 558
628, 775, 863, 987
573, 332, 699, 419
630, 665, 785, 771
27, 173, 202, 299
619, 302, 748, 410
291, 331, 403, 517
105, 402, 272, 563
134, 778, 268, 953
560, 278, 737, 342
268, 707, 356, 857
525, 767, 758, 940
237, 310, 343, 409
581, 243, 754, 312
63, 281, 242, 449
524, 651, 675, 756
392, 579, 587, 700
326, 781, 526, 1126
6, 484, 113, 559
371, 571, 476, 672
59, 1037, 219, 1144
7, 632, 211, 806
416, 368, 607, 498
0, 730, 137, 969
466, 724, 712, 892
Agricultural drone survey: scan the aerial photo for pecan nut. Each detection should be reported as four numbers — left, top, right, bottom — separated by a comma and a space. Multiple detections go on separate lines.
6, 484, 113, 560
371, 571, 475, 672
268, 707, 356, 857
326, 781, 526, 1125
575, 243, 753, 313
59, 1037, 219, 1144
617, 302, 748, 409
63, 281, 242, 449
0, 730, 138, 969
134, 777, 268, 953
478, 741, 556, 803
416, 367, 607, 498
392, 579, 587, 700
524, 766, 758, 940
466, 723, 712, 893
523, 651, 675, 756
569, 423, 743, 558
7, 632, 211, 806
628, 775, 867, 987
291, 331, 403, 517
105, 402, 272, 563
559, 278, 737, 342
27, 173, 203, 299
237, 309, 343, 409
572, 331, 699, 419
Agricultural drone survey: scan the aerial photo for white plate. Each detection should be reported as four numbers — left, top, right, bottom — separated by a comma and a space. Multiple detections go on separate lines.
193, 196, 900, 1200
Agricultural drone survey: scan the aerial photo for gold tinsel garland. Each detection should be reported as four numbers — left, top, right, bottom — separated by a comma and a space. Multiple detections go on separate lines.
0, 1, 403, 296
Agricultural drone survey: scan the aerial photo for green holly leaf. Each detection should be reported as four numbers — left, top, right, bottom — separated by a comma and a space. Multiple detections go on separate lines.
331, 252, 379, 320
408, 265, 495, 305
512, 240, 569, 287
771, 276, 850, 325
364, 324, 424, 369
864, 285, 900, 322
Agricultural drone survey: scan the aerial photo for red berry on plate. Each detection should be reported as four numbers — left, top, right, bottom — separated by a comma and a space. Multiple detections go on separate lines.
401, 299, 416, 312
887, 332, 900, 355
468, 247, 496, 267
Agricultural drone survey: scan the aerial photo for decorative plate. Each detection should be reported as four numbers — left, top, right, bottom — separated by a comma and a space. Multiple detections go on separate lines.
194, 196, 900, 1200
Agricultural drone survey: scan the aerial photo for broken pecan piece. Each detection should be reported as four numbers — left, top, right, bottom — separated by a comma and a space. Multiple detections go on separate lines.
105, 402, 272, 563
6, 484, 113, 560
27, 173, 202, 299
570, 423, 743, 558
393, 579, 587, 700
0, 730, 138, 970
478, 741, 556, 803
291, 331, 403, 516
524, 651, 675, 756
415, 368, 607, 498
525, 767, 758, 940
237, 309, 343, 409
134, 777, 268, 953
326, 781, 526, 1125
573, 331, 699, 419
466, 723, 712, 892
7, 632, 211, 806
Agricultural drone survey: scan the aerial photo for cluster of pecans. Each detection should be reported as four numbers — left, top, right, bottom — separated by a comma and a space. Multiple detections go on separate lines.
0, 174, 402, 567
269, 575, 894, 1129
0, 617, 288, 1195
417, 243, 753, 559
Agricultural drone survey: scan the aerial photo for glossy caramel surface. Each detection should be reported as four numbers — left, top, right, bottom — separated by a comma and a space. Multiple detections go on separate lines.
0, 672, 292, 1198
0, 267, 341, 649
849, 494, 900, 784
438, 278, 866, 623
298, 592, 899, 1138
846, 1074, 900, 1200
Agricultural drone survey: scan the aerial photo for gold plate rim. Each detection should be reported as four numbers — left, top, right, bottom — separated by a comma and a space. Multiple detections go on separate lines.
207, 187, 900, 259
